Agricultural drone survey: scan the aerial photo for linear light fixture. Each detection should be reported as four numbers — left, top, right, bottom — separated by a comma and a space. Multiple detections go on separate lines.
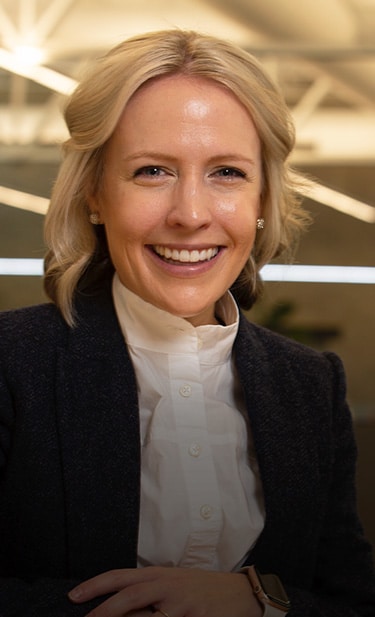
0, 47, 77, 95
0, 258, 44, 275
0, 259, 374, 284
0, 186, 49, 215
300, 178, 375, 223
262, 264, 375, 284
12, 45, 45, 67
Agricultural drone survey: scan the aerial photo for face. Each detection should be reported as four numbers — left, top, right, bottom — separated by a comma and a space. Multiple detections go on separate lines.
90, 75, 262, 326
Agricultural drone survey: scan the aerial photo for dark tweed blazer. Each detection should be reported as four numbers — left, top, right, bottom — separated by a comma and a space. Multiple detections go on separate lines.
0, 283, 374, 616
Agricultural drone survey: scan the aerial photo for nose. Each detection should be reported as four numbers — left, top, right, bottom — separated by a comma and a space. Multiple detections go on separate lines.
166, 173, 212, 230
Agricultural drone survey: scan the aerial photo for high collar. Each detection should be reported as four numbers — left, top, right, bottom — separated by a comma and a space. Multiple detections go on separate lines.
112, 273, 239, 363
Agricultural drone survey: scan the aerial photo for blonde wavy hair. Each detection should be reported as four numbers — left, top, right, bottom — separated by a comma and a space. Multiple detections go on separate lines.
44, 28, 308, 326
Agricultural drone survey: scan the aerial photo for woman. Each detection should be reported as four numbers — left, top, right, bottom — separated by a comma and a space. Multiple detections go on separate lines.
0, 30, 374, 617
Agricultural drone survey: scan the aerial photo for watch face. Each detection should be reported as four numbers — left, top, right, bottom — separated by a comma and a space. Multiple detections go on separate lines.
257, 571, 291, 610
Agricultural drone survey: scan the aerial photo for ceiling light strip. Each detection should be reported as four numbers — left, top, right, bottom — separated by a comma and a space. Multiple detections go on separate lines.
0, 259, 374, 284
0, 47, 77, 95
295, 175, 375, 223
262, 264, 375, 284
0, 186, 49, 214
0, 258, 44, 275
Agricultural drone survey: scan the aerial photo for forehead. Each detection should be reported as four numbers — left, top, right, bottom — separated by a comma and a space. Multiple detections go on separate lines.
133, 73, 228, 98
124, 74, 249, 120
107, 74, 261, 160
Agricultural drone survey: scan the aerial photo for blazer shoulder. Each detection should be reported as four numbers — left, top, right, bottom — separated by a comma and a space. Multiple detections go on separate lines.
237, 313, 345, 383
0, 302, 67, 357
0, 300, 63, 328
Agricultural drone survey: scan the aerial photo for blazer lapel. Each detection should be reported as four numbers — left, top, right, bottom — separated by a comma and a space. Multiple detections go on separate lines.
55, 287, 141, 578
234, 315, 323, 570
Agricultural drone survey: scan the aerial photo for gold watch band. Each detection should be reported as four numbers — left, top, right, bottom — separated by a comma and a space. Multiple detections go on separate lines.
239, 565, 290, 615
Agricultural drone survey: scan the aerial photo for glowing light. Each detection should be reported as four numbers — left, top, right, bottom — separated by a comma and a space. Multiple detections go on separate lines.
13, 45, 45, 67
261, 264, 375, 284
0, 47, 77, 95
0, 258, 44, 275
293, 173, 375, 223
0, 260, 374, 284
0, 186, 49, 215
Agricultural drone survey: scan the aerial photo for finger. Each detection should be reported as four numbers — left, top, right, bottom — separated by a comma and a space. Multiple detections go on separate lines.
69, 569, 140, 603
82, 581, 165, 617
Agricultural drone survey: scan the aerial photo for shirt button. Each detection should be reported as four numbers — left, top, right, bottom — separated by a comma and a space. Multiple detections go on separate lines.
189, 443, 201, 457
179, 384, 192, 397
200, 504, 213, 520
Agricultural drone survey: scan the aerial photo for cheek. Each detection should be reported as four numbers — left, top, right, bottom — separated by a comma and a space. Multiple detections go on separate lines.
236, 229, 257, 262
101, 192, 164, 242
221, 199, 259, 246
105, 218, 153, 253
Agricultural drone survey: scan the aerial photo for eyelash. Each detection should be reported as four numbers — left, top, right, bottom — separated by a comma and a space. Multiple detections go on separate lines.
214, 167, 246, 178
133, 166, 164, 177
133, 166, 247, 179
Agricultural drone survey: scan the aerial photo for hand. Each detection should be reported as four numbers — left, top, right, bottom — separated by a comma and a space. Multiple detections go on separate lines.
123, 612, 154, 617
68, 566, 263, 617
120, 612, 153, 617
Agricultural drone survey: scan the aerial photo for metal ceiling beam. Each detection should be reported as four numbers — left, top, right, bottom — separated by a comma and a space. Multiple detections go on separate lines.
32, 0, 76, 44
292, 76, 333, 129
18, 0, 37, 37
244, 45, 375, 59
0, 4, 18, 44
204, 0, 356, 43
204, 0, 375, 102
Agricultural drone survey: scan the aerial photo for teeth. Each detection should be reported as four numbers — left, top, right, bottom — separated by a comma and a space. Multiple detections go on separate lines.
154, 245, 219, 263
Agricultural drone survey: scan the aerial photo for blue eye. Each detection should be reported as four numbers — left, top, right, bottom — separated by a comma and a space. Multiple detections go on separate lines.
215, 167, 246, 178
134, 166, 163, 177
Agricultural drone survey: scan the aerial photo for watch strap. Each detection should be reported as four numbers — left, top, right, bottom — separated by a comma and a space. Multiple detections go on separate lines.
262, 603, 290, 617
239, 566, 290, 615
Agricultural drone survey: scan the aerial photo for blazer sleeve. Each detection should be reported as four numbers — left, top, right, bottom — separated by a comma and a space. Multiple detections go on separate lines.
0, 296, 142, 617
236, 318, 375, 617
0, 578, 108, 617
284, 351, 375, 616
0, 321, 97, 616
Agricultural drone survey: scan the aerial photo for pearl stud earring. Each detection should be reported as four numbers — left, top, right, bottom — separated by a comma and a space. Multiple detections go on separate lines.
256, 218, 265, 230
89, 212, 101, 225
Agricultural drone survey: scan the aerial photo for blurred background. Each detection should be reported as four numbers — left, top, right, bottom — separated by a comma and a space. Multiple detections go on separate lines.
0, 0, 374, 545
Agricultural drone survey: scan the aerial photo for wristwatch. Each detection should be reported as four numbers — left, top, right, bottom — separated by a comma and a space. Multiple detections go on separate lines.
240, 565, 291, 615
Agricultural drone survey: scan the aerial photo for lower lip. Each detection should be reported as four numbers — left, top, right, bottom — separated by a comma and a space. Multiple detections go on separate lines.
146, 246, 223, 276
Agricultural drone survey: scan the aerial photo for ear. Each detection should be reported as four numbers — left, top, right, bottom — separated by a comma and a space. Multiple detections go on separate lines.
88, 190, 105, 218
86, 193, 104, 225
86, 192, 100, 214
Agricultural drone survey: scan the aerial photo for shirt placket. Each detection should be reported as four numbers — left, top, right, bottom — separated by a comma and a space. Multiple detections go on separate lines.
169, 350, 222, 568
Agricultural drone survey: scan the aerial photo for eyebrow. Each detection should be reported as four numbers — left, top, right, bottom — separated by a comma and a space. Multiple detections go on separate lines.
121, 152, 177, 164
121, 151, 259, 167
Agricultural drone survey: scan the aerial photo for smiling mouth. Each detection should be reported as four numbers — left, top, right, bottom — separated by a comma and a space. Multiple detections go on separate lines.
152, 245, 220, 264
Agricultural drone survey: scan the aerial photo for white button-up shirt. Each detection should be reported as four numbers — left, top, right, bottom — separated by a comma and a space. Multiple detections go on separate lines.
112, 274, 264, 572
